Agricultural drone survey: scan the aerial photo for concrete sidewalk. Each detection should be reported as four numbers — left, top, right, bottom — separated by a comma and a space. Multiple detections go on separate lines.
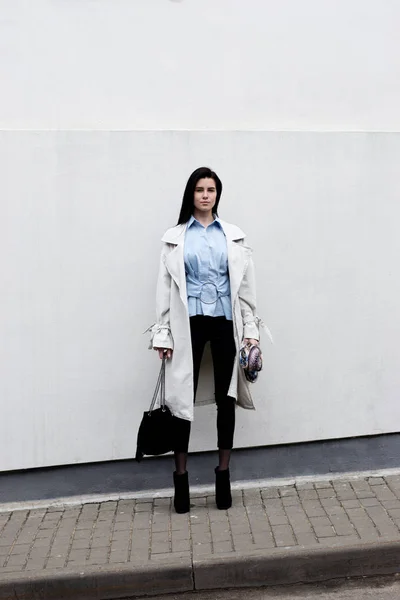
1, 474, 400, 599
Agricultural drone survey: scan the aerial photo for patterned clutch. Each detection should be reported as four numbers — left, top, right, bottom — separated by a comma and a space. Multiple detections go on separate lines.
239, 342, 263, 383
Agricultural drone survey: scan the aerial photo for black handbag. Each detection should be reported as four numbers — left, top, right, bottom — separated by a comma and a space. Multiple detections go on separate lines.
135, 356, 174, 462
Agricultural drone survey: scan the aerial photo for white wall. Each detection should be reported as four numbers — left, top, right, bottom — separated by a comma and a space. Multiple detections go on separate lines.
1, 0, 400, 471
1, 0, 400, 131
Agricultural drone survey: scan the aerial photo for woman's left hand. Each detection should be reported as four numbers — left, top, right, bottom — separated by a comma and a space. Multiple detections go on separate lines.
243, 338, 259, 346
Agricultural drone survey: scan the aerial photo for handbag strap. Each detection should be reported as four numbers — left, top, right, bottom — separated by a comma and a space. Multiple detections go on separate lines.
148, 355, 166, 413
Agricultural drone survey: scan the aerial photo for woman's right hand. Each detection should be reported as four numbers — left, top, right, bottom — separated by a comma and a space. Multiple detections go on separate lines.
154, 347, 173, 360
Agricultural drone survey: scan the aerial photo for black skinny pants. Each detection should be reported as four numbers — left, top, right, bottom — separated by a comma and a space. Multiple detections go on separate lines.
173, 315, 237, 453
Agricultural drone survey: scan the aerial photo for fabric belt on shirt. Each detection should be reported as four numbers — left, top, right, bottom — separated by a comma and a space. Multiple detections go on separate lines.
188, 281, 230, 305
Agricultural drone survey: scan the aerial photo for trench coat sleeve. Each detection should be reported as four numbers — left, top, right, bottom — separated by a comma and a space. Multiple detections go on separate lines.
149, 246, 174, 350
238, 255, 260, 341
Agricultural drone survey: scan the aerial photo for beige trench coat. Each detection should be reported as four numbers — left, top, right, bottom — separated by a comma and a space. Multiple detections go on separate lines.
146, 219, 269, 422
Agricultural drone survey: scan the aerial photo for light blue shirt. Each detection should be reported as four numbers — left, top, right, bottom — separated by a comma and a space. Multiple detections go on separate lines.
184, 215, 232, 320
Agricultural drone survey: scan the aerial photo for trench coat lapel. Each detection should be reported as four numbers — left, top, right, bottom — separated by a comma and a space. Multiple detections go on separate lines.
226, 239, 251, 301
220, 220, 252, 301
162, 225, 188, 306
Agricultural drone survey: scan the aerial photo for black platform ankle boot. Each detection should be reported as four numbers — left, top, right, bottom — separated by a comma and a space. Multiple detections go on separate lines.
215, 467, 232, 510
173, 471, 190, 514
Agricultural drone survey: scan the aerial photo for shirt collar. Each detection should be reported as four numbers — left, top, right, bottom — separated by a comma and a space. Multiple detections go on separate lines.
188, 214, 221, 229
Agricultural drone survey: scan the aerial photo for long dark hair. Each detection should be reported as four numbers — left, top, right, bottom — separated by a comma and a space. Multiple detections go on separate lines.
177, 167, 223, 225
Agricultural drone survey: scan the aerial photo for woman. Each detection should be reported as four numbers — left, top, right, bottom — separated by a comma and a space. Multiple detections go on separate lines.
148, 167, 263, 514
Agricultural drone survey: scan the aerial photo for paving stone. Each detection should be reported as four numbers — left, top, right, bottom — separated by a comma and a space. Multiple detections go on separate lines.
88, 549, 109, 560
154, 498, 171, 507
321, 535, 359, 546
99, 502, 118, 510
308, 516, 332, 528
151, 551, 190, 561
230, 491, 244, 506
252, 531, 275, 548
284, 506, 314, 534
170, 517, 190, 531
110, 541, 130, 553
243, 490, 262, 505
109, 548, 129, 562
333, 482, 357, 500
131, 534, 150, 549
354, 491, 376, 499
85, 556, 109, 566
350, 481, 376, 499
271, 524, 296, 546
151, 542, 170, 554
381, 500, 400, 510
172, 538, 191, 552
232, 533, 255, 551
314, 481, 333, 489
75, 522, 95, 531
192, 542, 212, 556
301, 500, 326, 518
0, 566, 26, 574
267, 514, 289, 526
341, 499, 361, 509
229, 522, 251, 535
213, 540, 234, 553
359, 497, 381, 507
295, 532, 318, 546
46, 557, 67, 569
298, 490, 319, 500
191, 530, 212, 544
67, 549, 88, 562
97, 514, 115, 523
10, 543, 31, 554
25, 558, 46, 570
260, 487, 280, 499
118, 500, 136, 509
135, 503, 153, 512
317, 488, 336, 499
0, 536, 16, 546
282, 497, 301, 507
56, 525, 76, 535
328, 513, 356, 536
368, 477, 385, 485
189, 512, 209, 526
345, 508, 380, 541
309, 516, 336, 533
364, 505, 399, 537
10, 511, 29, 521
192, 497, 207, 506
62, 510, 80, 518
114, 516, 132, 526
210, 525, 231, 542
279, 486, 297, 497
386, 507, 400, 520
70, 539, 91, 550
313, 525, 336, 538
208, 511, 230, 523
351, 479, 372, 491
264, 498, 285, 510
32, 537, 53, 548
29, 546, 50, 558
171, 529, 190, 542
5, 555, 26, 567
373, 485, 397, 501
320, 498, 341, 513
151, 521, 169, 533
295, 482, 314, 491
134, 511, 151, 523
191, 521, 210, 533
